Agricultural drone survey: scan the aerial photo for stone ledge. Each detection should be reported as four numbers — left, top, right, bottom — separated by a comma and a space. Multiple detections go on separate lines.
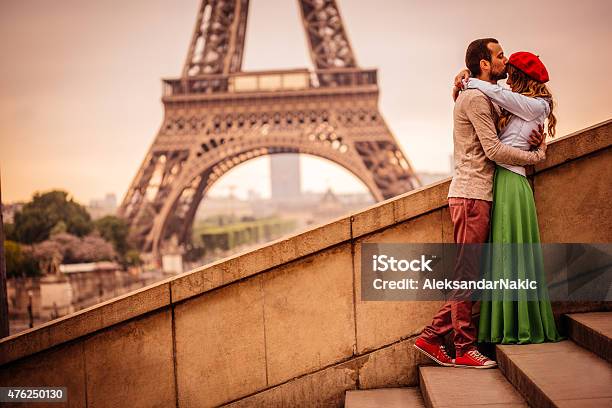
170, 215, 351, 303
393, 180, 450, 225
0, 279, 171, 366
0, 119, 609, 367
534, 118, 611, 174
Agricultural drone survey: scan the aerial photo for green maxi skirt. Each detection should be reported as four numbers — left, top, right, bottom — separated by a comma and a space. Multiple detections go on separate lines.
478, 166, 562, 344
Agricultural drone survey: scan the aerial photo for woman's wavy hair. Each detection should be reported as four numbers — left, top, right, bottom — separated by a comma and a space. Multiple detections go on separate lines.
498, 64, 557, 137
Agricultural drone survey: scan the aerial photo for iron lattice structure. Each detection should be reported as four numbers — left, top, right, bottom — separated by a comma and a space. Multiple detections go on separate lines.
118, 0, 420, 257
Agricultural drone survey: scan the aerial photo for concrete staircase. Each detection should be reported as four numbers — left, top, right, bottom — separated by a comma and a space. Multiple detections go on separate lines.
565, 312, 611, 363
344, 312, 612, 408
345, 388, 425, 407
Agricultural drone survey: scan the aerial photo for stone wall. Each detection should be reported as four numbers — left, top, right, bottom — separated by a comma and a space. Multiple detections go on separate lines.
0, 119, 610, 407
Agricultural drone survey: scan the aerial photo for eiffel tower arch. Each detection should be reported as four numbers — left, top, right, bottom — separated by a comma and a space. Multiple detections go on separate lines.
118, 0, 421, 257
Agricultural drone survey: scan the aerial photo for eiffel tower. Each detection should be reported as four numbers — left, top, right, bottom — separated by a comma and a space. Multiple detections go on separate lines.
118, 0, 420, 257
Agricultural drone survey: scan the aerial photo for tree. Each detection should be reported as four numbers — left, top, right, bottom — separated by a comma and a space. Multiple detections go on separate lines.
30, 239, 64, 275
3, 223, 15, 241
72, 232, 115, 262
31, 232, 116, 266
49, 220, 67, 236
12, 190, 93, 244
36, 232, 80, 264
125, 249, 142, 267
95, 215, 129, 257
4, 240, 40, 278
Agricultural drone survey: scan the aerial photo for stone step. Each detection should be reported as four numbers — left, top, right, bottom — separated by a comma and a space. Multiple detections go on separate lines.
565, 312, 612, 363
497, 340, 612, 408
344, 388, 425, 408
418, 366, 527, 407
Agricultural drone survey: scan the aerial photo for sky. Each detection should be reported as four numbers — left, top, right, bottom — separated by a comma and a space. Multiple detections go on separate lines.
1, 0, 611, 204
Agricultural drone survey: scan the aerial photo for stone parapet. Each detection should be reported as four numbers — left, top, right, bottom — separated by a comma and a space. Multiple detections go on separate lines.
1, 119, 610, 407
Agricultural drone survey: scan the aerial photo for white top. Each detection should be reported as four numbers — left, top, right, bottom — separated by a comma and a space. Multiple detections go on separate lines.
466, 78, 551, 176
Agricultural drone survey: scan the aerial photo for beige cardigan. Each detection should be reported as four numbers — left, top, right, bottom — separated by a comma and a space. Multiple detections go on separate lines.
448, 89, 546, 202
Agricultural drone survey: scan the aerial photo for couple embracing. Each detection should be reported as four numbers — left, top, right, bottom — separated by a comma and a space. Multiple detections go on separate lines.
414, 38, 562, 368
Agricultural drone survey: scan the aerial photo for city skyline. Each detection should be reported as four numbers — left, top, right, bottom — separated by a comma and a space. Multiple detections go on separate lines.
1, 0, 611, 204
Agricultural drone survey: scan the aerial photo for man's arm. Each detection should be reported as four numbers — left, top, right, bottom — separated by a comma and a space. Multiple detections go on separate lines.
466, 94, 546, 165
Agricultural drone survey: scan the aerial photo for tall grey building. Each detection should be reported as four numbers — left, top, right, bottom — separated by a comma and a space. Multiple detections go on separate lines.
270, 154, 301, 201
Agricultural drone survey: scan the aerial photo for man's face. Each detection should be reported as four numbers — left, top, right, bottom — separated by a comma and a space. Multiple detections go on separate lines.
487, 42, 508, 81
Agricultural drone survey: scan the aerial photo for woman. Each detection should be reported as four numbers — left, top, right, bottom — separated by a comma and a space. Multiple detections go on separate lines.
459, 52, 563, 344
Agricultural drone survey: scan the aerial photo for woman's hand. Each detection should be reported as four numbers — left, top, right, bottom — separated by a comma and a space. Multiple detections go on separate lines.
538, 136, 547, 154
452, 85, 461, 101
452, 69, 471, 101
454, 69, 471, 88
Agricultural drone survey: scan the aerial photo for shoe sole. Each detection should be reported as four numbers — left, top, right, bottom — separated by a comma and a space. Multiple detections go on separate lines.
413, 343, 455, 367
453, 363, 498, 369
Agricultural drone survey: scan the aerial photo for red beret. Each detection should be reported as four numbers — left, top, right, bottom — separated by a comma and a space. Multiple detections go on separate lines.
508, 52, 549, 83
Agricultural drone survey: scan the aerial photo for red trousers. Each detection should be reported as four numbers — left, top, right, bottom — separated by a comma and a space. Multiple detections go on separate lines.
420, 197, 491, 356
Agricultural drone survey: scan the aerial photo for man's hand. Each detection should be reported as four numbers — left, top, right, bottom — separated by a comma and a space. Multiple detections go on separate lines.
529, 124, 546, 147
452, 69, 471, 101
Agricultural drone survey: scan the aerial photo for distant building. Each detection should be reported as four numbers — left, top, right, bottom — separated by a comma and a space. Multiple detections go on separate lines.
270, 154, 301, 201
247, 188, 261, 201
87, 193, 117, 219
312, 188, 345, 220
195, 195, 256, 219
187, 188, 375, 268
59, 261, 121, 275
2, 202, 25, 223
194, 189, 374, 237
197, 217, 296, 254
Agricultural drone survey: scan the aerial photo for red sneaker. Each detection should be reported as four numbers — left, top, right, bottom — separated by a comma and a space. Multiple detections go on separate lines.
454, 350, 497, 369
414, 337, 455, 367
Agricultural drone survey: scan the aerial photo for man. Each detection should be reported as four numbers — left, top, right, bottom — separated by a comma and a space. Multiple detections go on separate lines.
414, 38, 547, 368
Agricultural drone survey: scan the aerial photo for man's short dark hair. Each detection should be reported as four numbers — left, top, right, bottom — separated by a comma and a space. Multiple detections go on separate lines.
466, 38, 498, 76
